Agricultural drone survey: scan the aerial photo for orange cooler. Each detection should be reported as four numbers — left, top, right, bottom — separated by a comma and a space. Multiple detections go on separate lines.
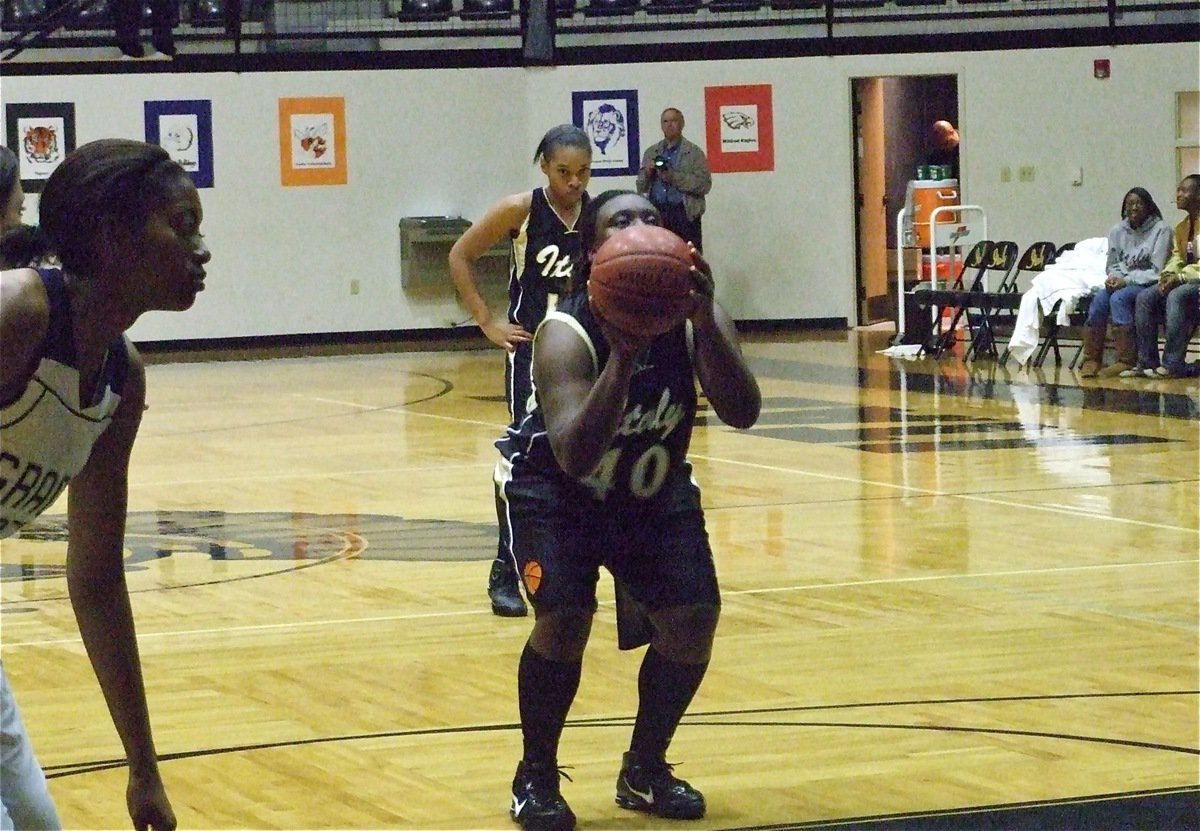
911, 179, 959, 248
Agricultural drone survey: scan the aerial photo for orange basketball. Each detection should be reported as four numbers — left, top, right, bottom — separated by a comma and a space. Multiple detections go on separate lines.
588, 224, 694, 337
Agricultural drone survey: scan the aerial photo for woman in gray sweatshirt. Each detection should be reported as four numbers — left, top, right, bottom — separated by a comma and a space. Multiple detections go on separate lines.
1078, 187, 1172, 377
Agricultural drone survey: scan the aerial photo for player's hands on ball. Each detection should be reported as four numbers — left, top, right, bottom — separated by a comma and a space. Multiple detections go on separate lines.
598, 316, 655, 364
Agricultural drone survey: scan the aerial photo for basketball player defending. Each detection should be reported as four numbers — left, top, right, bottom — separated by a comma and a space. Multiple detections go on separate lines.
449, 125, 592, 618
1, 139, 210, 830
497, 190, 760, 830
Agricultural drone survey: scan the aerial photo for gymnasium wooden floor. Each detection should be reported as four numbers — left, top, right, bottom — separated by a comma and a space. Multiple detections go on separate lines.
2, 328, 1197, 830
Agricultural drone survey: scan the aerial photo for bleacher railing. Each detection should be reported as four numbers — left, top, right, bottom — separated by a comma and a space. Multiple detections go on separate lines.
2, 0, 1196, 62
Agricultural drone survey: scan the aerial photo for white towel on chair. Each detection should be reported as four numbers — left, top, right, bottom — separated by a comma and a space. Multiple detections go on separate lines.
1006, 237, 1109, 366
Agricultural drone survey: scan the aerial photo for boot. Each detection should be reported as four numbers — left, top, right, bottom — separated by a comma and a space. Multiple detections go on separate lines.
1098, 325, 1136, 377
1078, 325, 1106, 378
488, 558, 527, 617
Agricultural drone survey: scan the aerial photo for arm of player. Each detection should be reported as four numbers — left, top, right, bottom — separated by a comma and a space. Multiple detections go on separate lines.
448, 193, 534, 352
533, 318, 651, 480
0, 269, 49, 402
65, 347, 177, 831
686, 250, 760, 429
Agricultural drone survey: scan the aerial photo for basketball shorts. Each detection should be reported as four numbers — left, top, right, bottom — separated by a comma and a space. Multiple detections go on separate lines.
500, 465, 719, 615
505, 341, 536, 426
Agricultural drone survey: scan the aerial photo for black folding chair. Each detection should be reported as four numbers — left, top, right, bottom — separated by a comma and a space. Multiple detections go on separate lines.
954, 241, 1019, 360
916, 239, 994, 357
996, 241, 1058, 364
922, 241, 1019, 359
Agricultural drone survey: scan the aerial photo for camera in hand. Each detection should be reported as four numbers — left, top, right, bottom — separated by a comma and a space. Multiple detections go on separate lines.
653, 155, 670, 170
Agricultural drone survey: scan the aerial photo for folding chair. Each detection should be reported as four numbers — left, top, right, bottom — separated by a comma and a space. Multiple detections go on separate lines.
995, 241, 1058, 364
955, 240, 1019, 360
916, 239, 994, 357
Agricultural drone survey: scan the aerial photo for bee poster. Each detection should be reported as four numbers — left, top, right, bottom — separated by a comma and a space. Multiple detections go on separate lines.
145, 99, 214, 188
278, 97, 347, 186
703, 85, 773, 174
4, 102, 76, 193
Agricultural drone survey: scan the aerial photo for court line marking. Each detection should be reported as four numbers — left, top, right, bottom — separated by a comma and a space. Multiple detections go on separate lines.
304, 393, 1200, 535
131, 394, 1199, 535
687, 453, 1199, 534
43, 699, 1200, 779
3, 557, 1194, 649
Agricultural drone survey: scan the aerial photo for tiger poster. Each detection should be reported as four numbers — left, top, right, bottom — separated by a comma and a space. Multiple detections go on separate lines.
5, 102, 76, 193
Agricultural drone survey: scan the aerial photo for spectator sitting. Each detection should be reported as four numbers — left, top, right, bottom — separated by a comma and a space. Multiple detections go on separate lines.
1078, 187, 1172, 378
1127, 174, 1200, 378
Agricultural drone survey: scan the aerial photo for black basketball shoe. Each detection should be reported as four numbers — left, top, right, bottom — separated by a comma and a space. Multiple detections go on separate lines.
489, 558, 528, 617
615, 752, 706, 819
510, 760, 575, 831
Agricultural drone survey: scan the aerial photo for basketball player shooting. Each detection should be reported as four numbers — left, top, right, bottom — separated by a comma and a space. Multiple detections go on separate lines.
496, 190, 760, 831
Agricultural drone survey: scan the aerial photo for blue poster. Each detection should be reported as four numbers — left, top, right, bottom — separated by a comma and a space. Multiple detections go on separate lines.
572, 89, 640, 177
145, 99, 214, 188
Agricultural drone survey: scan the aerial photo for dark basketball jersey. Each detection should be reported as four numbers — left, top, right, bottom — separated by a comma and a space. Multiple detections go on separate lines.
500, 188, 589, 428
507, 188, 588, 334
498, 290, 697, 506
0, 269, 130, 538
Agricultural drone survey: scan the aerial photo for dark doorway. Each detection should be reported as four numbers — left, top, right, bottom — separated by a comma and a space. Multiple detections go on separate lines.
852, 75, 958, 326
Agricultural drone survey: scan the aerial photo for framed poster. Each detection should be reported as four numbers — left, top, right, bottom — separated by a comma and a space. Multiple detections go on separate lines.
4, 102, 76, 193
573, 89, 639, 177
278, 97, 347, 187
145, 99, 214, 188
704, 85, 774, 174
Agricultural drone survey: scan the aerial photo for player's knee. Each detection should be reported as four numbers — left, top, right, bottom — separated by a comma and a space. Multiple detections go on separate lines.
529, 607, 594, 661
649, 603, 720, 664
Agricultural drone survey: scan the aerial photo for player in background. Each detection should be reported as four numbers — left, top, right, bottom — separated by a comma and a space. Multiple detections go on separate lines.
449, 125, 592, 618
497, 190, 760, 831
1, 139, 210, 831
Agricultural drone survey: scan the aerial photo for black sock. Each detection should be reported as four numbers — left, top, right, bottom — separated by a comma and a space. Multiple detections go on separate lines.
629, 646, 709, 762
518, 642, 582, 766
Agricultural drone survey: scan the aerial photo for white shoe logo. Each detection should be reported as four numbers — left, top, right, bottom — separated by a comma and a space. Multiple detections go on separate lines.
512, 796, 528, 817
626, 780, 654, 805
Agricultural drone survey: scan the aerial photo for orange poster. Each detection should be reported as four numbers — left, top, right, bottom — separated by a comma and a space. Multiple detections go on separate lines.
278, 96, 347, 186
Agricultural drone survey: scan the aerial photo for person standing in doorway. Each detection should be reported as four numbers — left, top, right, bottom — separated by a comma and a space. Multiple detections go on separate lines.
449, 124, 592, 618
925, 119, 960, 179
637, 108, 711, 252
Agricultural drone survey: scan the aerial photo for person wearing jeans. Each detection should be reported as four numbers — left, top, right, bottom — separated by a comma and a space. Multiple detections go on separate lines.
1079, 186, 1172, 378
1130, 175, 1200, 377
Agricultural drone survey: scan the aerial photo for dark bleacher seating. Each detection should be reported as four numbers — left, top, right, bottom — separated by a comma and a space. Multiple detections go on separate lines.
462, 0, 513, 18
398, 0, 452, 20
583, 0, 638, 15
708, 0, 762, 10
191, 0, 224, 25
73, 0, 114, 27
647, 0, 700, 12
768, 0, 821, 9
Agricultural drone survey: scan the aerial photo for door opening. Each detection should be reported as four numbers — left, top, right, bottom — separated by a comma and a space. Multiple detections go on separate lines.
851, 75, 959, 329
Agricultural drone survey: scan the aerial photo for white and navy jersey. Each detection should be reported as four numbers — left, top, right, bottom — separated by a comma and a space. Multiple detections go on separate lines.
506, 188, 588, 335
499, 290, 697, 505
0, 269, 129, 538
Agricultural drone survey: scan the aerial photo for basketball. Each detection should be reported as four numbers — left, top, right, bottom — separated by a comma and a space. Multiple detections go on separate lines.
588, 224, 694, 337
